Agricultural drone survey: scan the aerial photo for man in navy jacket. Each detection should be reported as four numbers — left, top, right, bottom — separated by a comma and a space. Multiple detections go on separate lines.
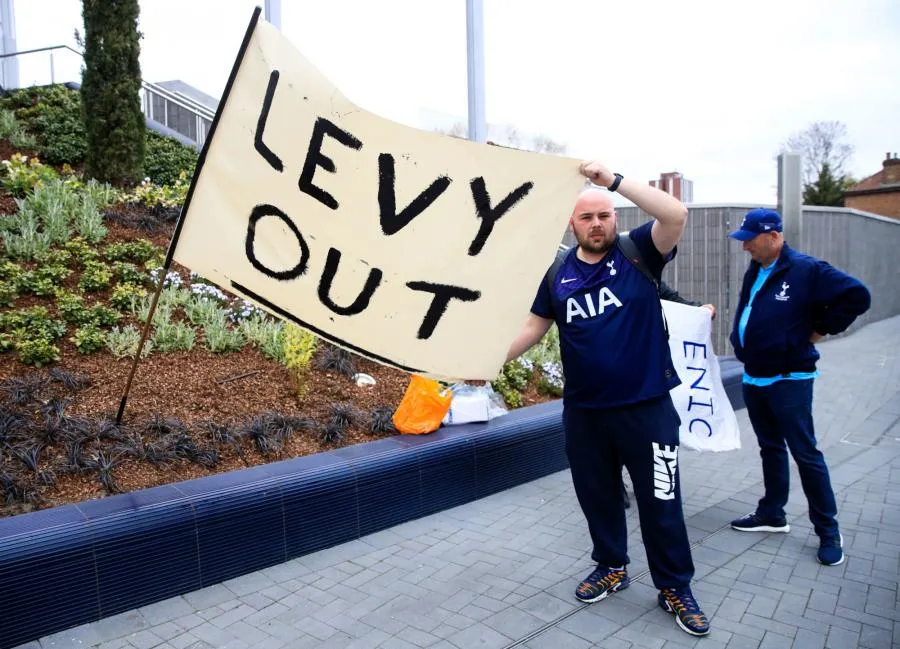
727, 208, 871, 566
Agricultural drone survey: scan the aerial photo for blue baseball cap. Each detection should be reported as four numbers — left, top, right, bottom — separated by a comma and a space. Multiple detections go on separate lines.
728, 208, 783, 241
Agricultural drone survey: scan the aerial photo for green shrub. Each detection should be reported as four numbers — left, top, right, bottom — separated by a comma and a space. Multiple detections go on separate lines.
184, 297, 225, 328
159, 285, 191, 308
0, 260, 23, 281
0, 279, 17, 307
239, 314, 285, 362
78, 260, 112, 292
490, 359, 533, 409
71, 324, 105, 354
127, 174, 189, 208
0, 86, 87, 166
17, 265, 69, 296
111, 261, 145, 285
35, 107, 88, 165
56, 292, 94, 324
144, 132, 198, 186
1, 306, 67, 342
0, 108, 18, 138
88, 304, 120, 327
83, 179, 123, 209
73, 196, 107, 243
104, 239, 158, 264
15, 338, 60, 367
203, 319, 245, 353
0, 332, 12, 353
152, 320, 195, 352
1, 85, 73, 114
34, 247, 72, 267
2, 86, 85, 163
105, 325, 153, 359
0, 154, 59, 197
9, 130, 38, 150
1, 219, 52, 260
64, 237, 101, 266
109, 282, 148, 311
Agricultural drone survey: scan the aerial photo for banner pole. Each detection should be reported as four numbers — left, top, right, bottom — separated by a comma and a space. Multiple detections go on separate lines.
114, 6, 263, 424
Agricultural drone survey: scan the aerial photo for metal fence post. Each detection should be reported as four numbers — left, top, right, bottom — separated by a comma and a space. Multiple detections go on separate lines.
778, 153, 803, 245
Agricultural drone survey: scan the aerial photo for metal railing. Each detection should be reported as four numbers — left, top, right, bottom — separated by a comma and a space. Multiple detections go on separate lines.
0, 44, 215, 149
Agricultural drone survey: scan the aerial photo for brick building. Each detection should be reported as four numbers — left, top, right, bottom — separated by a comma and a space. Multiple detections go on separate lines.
844, 153, 900, 219
649, 171, 693, 203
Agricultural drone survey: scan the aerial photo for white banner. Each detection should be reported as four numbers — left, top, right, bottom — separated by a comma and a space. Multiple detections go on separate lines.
171, 11, 584, 380
663, 301, 741, 452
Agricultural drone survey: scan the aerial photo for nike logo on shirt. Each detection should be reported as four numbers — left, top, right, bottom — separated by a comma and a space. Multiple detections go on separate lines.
560, 278, 577, 284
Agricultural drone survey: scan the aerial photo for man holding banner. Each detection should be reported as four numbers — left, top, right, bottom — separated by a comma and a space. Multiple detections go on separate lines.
506, 163, 710, 637
727, 208, 871, 567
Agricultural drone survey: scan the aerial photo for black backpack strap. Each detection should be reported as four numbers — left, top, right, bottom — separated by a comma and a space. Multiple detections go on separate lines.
545, 247, 567, 294
615, 232, 659, 291
616, 232, 670, 340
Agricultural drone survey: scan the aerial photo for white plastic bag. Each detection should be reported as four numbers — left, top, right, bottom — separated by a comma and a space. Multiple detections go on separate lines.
441, 383, 508, 425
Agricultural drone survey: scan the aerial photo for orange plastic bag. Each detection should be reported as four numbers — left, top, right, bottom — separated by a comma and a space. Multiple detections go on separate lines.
392, 375, 452, 435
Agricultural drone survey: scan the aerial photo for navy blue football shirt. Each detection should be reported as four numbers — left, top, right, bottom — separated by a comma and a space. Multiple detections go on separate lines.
531, 221, 681, 408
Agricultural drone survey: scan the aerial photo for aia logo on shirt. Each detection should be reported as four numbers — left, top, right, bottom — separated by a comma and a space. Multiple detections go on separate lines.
565, 287, 623, 323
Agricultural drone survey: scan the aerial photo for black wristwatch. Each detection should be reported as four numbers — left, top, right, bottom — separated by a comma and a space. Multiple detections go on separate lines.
608, 173, 623, 192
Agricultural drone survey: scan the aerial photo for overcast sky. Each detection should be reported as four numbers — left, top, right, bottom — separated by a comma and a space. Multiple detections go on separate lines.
10, 0, 900, 204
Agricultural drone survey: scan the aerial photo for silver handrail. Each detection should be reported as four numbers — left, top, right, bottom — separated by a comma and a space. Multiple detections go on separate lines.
0, 44, 216, 148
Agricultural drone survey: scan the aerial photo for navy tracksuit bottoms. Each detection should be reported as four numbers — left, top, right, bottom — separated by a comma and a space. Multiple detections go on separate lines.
563, 394, 695, 589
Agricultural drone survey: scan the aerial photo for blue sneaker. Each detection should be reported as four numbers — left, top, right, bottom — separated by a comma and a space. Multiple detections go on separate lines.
658, 587, 711, 637
574, 566, 629, 603
817, 533, 844, 566
731, 511, 790, 533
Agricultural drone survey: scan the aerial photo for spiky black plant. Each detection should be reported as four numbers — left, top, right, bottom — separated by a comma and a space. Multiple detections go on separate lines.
150, 205, 181, 222
318, 422, 346, 445
0, 373, 49, 406
316, 344, 358, 378
192, 447, 220, 469
330, 403, 361, 429
49, 368, 91, 391
96, 417, 126, 442
57, 417, 95, 445
40, 397, 71, 422
143, 438, 178, 466
259, 412, 316, 445
0, 407, 26, 443
200, 419, 247, 465
101, 209, 133, 226
87, 451, 122, 494
369, 406, 396, 435
112, 431, 145, 460
37, 398, 73, 444
243, 415, 279, 457
62, 440, 89, 474
13, 442, 54, 486
1, 472, 29, 506
145, 414, 188, 438
168, 432, 199, 461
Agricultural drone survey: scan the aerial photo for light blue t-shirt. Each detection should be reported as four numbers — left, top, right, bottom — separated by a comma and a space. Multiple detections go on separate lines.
739, 260, 818, 386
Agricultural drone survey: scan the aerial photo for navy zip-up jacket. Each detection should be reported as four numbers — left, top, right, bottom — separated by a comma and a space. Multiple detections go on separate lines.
729, 243, 871, 378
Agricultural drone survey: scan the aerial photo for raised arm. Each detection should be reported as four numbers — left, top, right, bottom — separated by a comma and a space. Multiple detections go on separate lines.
579, 161, 688, 257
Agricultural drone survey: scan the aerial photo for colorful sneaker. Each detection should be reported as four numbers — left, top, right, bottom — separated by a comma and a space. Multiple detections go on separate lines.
730, 511, 790, 533
817, 533, 844, 566
658, 587, 711, 637
574, 566, 629, 603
